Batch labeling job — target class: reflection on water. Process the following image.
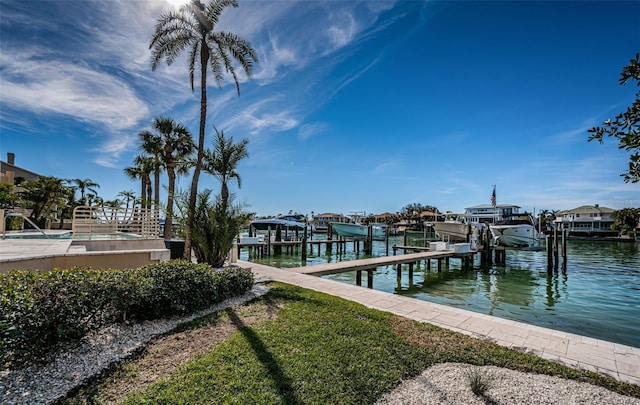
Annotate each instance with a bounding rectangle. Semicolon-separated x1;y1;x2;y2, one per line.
242;236;640;347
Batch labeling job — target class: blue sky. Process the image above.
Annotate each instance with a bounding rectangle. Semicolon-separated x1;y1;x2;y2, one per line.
1;0;639;217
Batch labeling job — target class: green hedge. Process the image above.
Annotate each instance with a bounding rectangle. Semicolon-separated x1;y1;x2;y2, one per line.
0;261;254;369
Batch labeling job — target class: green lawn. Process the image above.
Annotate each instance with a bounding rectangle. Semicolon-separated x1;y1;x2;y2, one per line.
112;283;639;403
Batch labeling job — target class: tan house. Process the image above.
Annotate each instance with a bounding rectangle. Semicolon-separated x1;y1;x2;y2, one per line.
1;152;41;185
553;204;616;236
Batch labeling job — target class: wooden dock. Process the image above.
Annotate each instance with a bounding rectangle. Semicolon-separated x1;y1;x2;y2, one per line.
286;250;476;288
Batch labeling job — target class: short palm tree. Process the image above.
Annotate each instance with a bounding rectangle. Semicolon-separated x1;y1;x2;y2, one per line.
117;190;137;222
124;155;154;209
203;127;248;206
138;131;164;209
139;117;195;239
150;0;258;259
72;178;100;206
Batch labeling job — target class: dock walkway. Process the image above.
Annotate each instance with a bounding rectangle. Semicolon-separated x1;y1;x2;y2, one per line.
287;250;467;276
239;259;640;386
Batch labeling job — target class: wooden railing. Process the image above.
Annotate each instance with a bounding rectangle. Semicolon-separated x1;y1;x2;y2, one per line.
72;206;160;238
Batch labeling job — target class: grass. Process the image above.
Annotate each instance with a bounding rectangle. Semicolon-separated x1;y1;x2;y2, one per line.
466;366;494;396
66;282;640;404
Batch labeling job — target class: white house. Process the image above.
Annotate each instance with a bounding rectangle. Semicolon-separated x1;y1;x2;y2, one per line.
553;204;615;234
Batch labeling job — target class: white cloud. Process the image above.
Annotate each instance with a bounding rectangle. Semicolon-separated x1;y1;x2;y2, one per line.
0;53;149;130
298;122;327;140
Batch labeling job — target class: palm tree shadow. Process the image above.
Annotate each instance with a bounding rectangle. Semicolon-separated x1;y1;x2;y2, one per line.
225;307;301;404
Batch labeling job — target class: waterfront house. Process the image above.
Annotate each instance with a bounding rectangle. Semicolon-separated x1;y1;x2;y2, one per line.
553;205;616;237
464;203;522;224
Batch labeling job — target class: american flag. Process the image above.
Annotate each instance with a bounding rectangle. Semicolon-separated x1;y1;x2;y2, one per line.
490;186;496;208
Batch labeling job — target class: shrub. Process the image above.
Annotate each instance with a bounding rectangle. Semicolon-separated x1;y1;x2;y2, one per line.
0;261;253;369
465;366;494;396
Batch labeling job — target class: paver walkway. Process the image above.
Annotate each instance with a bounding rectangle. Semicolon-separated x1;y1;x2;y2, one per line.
240;260;640;386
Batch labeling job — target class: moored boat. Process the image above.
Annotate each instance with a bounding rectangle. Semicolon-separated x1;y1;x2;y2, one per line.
330;222;387;240
250;215;307;231
490;213;539;247
433;214;470;242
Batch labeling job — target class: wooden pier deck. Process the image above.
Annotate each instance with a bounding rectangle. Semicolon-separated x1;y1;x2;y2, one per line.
288;250;474;276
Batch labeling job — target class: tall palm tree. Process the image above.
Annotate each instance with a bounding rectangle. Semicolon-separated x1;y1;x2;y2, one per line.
72;178;100;206
124;155;154;209
140;117;195;239
203;127;248;206
138;130;164;209
150;0;258;259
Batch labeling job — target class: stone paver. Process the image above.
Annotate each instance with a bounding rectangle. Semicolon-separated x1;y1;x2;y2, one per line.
242;260;640;386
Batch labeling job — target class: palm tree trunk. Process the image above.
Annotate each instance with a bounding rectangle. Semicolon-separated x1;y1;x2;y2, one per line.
164;167;176;240
183;43;209;261
154;171;160;209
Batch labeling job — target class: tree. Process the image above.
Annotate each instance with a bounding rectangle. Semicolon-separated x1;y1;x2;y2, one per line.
203;127;248;206
150;0;258;259
117;190;137;222
611;208;640;236
139;117;196;239
0;183;18;209
588;53;640;183
124;155;154;209
18;176;69;228
190;189;246;267
71;178;100;206
138;128;164;209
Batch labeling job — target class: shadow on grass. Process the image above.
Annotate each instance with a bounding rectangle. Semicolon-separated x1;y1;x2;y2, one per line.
225;307;302;405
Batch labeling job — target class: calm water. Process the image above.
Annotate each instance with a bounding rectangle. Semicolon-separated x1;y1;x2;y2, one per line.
241;236;640;347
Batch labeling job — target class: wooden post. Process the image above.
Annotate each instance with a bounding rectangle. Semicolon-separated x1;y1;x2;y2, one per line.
396;263;402;279
546;234;553;274
403;231;408;247
327;224;333;254
367;269;374;289
484;227;492;266
301;229;307;261
562;228;567;271
274;226;282;255
408;262;414;279
385;228;390;256
553;227;559;271
427;258;431;271
437;258;442;272
267;229;272;257
365;225;373;255
356;270;362;286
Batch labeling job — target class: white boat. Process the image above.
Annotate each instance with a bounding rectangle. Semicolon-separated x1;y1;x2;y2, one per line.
433;214;470;242
490;213;540;247
250;215;307;231
330;222;387;240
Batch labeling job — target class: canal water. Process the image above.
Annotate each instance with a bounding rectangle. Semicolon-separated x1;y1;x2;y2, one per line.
240;236;640;348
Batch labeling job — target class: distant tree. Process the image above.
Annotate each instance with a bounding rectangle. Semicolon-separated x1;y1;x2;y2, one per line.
117;190;137;221
588;53;640;183
203;127;249;206
138;128;165;209
124;155;154;209
611;208;640;235
71;178;100;206
150;0;258;260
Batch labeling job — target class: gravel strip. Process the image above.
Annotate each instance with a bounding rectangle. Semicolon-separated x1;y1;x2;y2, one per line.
376;362;640;405
0;285;270;405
